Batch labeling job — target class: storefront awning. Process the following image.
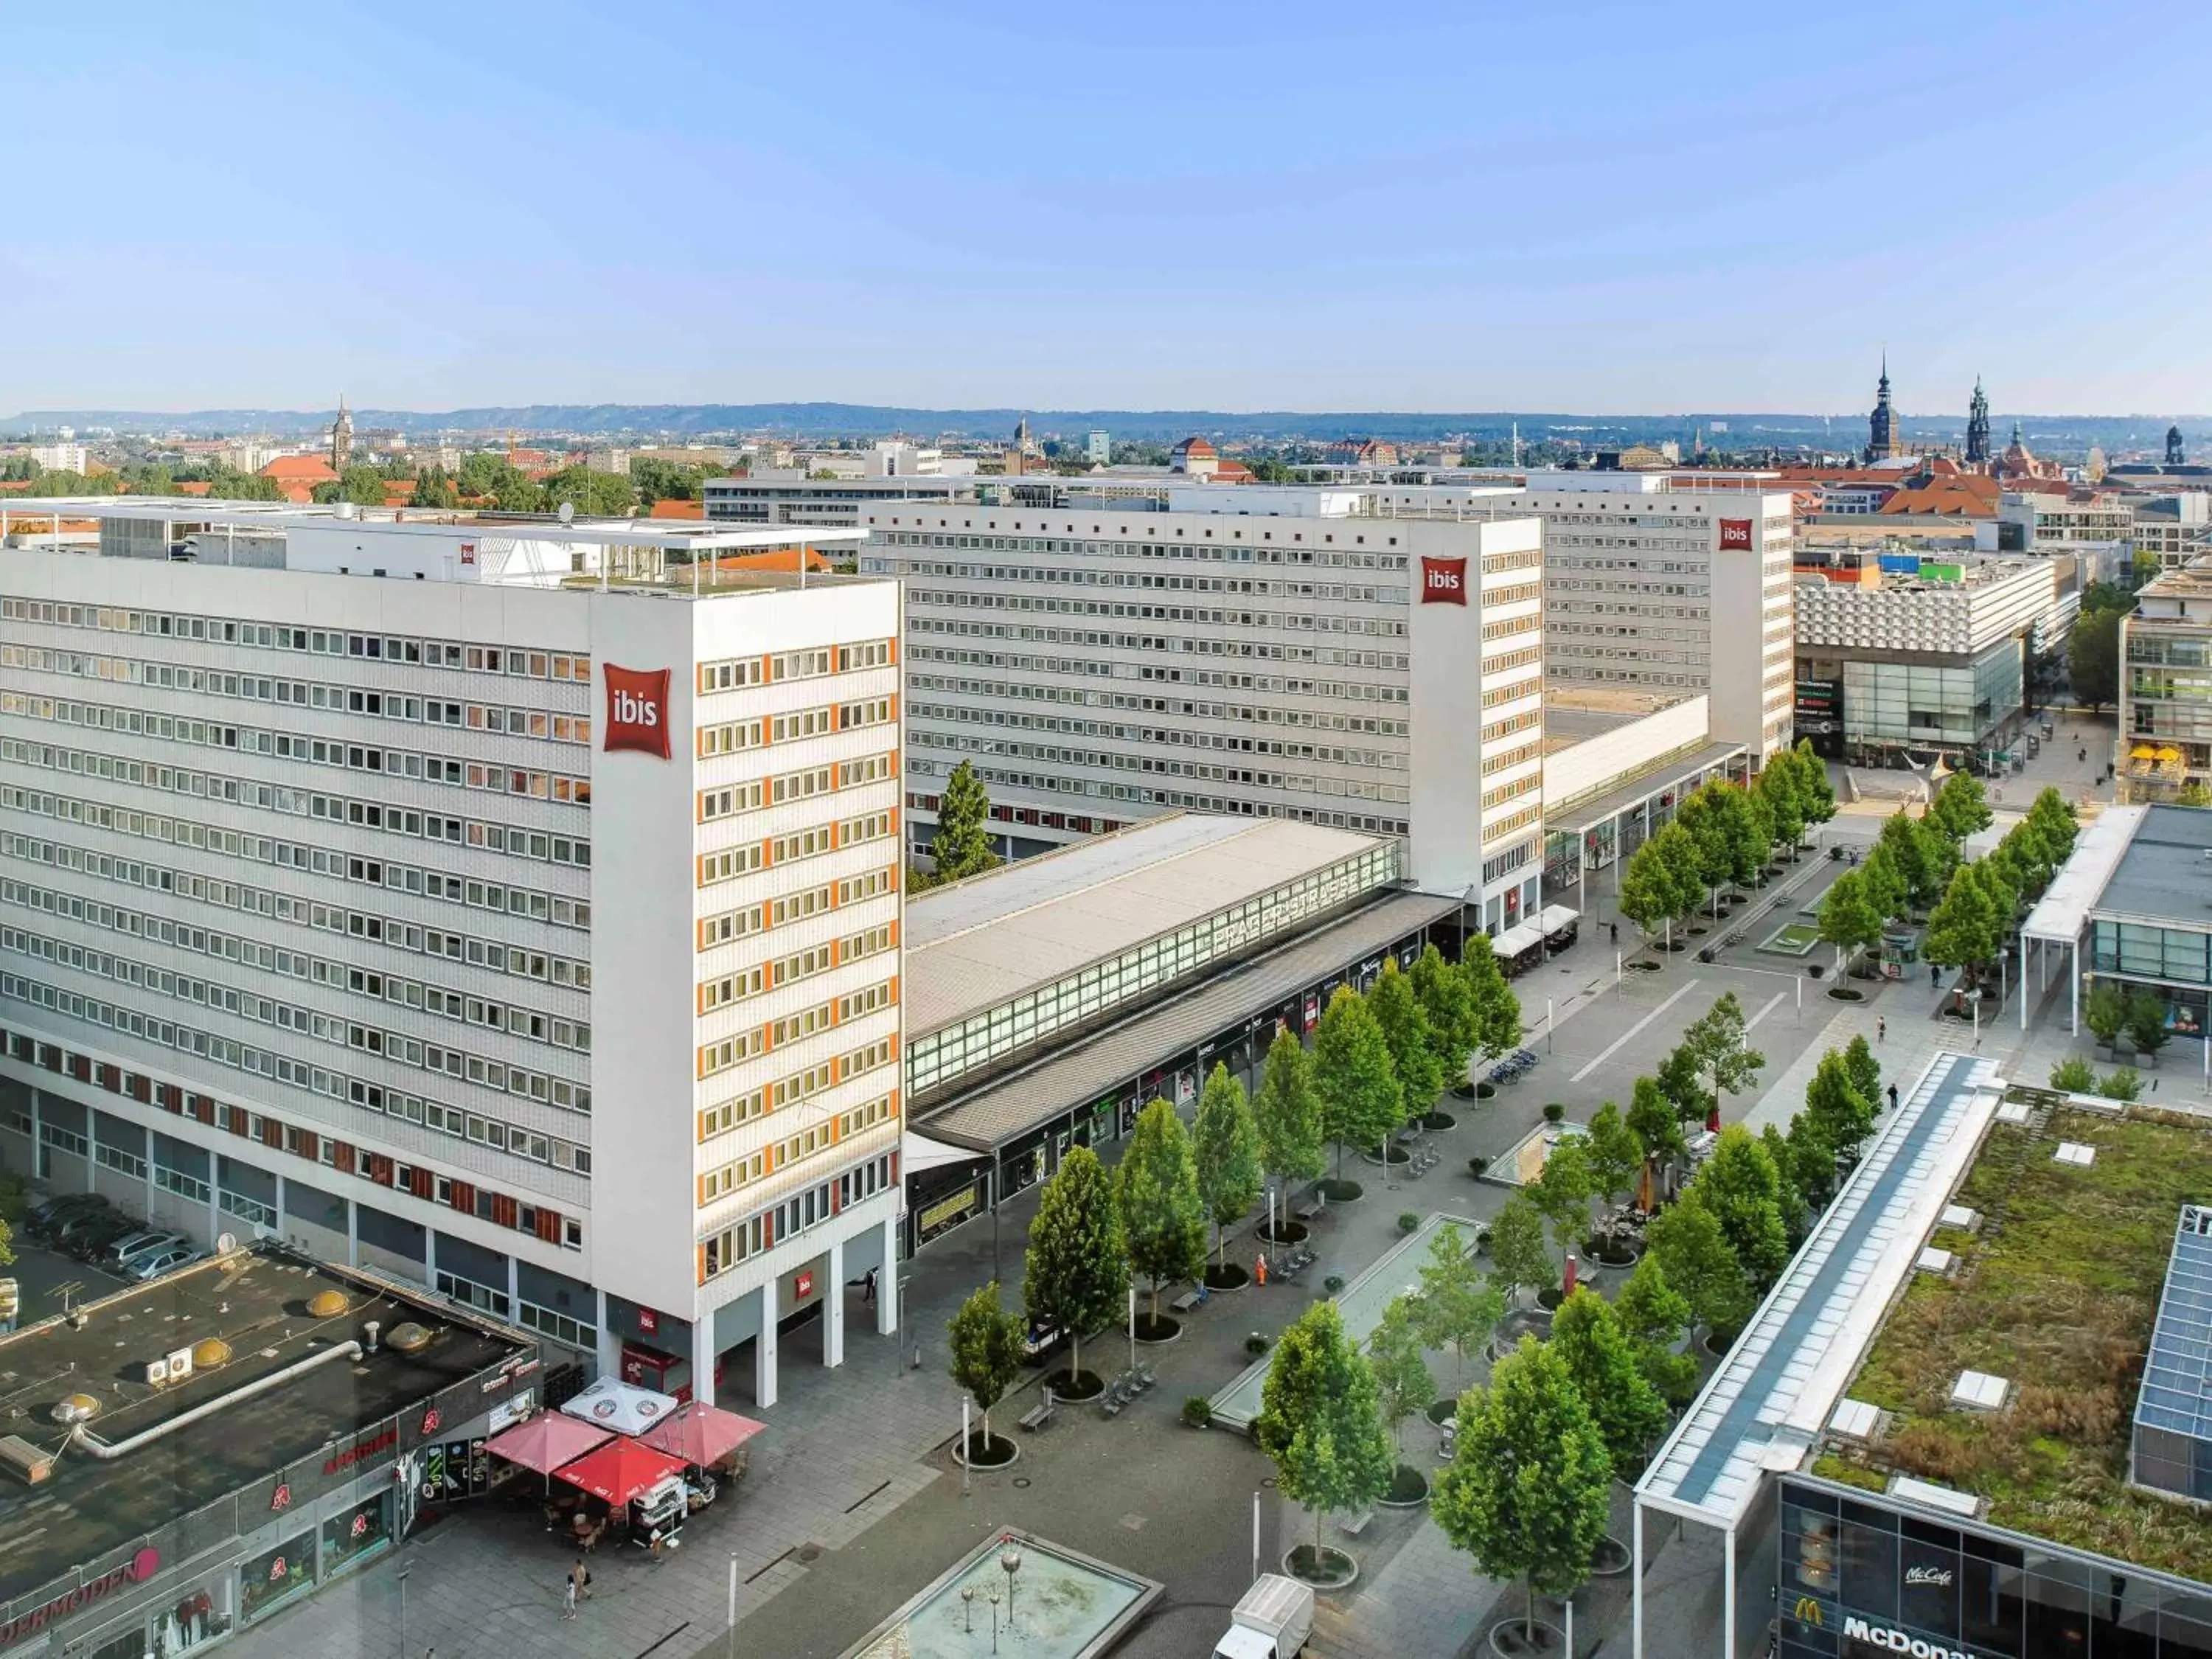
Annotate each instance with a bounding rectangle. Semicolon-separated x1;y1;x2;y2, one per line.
485;1413;614;1475
901;1131;984;1175
639;1401;766;1467
560;1376;679;1438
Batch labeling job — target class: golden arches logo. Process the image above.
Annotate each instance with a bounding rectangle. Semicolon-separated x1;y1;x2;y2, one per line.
1792;1596;1825;1627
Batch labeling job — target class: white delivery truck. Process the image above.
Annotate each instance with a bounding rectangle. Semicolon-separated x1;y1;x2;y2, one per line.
1213;1573;1315;1659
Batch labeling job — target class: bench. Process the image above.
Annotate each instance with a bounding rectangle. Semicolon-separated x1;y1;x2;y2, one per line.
1338;1511;1374;1538
1019;1394;1057;1433
1169;1289;1204;1315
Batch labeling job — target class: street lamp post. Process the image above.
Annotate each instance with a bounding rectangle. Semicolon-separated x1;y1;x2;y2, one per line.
397;1565;409;1659
1001;1541;1023;1626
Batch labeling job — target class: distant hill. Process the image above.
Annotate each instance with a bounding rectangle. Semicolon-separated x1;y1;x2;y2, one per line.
3;402;2202;453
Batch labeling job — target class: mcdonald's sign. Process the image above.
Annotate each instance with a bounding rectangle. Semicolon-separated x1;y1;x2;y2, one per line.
1793;1596;1825;1628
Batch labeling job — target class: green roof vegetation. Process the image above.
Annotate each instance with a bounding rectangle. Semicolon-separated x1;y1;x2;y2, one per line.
1827;1107;2212;1582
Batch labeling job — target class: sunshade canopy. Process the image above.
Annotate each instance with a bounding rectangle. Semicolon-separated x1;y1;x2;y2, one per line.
560;1375;679;1437
484;1413;614;1475
639;1400;767;1466
554;1439;689;1505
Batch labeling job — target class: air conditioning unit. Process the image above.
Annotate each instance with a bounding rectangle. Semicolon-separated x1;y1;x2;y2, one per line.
143;1357;170;1386
167;1346;194;1382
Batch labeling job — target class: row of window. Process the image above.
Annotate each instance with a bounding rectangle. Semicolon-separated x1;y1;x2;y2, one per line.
697;750;898;821
910;614;1413;674
907;699;1409;755
1;597;596;684
698;864;895;951
2;746;599;889
905;672;1411;736
2;830;591;998
698;922;897;1015
698;1034;898;1141
3;877;588;1057
695;639;896;695
694;807;899;890
698;1090;898;1206
697;977;899;1078
888;560;1410;603
910;728;1409;785
697;1151;897;1284
3;925;588;1113
0;650;593;747
905;588;1413;638
911;644;1411;703
1;989;588;1235
697;694;897;758
873;526;1409;564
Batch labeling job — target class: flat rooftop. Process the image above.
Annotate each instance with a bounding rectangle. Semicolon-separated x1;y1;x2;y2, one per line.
0;1246;529;1605
905;815;1388;1036
1543;686;1691;745
1819;1101;2212;1582
2097;803;2212;924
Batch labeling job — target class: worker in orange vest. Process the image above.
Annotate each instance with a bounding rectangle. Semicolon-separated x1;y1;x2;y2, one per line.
1255;1252;1267;1287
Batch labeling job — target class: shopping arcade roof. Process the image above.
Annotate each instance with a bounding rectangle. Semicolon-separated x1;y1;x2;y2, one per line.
2021;804;2144;945
1635;1051;2002;1532
2138;1206;2212;1445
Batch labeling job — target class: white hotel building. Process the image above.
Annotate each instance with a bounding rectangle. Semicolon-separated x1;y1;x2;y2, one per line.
0;502;903;1409
849;490;1551;931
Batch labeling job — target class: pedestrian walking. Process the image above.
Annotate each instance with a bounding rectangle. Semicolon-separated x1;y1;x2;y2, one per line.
1930;964;1941;989
1610;921;1619;946
1877;1017;1886;1044
1255;1252;1267;1287
562;1576;577;1621
572;1557;592;1602
863;1267;877;1307
1887;1083;1899;1112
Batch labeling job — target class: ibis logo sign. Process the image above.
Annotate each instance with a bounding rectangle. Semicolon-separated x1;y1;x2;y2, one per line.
1719;518;1754;550
1421;556;1469;605
604;665;672;759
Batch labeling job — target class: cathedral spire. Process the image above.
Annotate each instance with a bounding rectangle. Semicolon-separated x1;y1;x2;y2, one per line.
1965;375;1991;467
1865;355;1899;462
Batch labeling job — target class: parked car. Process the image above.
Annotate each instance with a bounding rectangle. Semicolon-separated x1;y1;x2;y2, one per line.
128;1246;204;1281
26;1192;108;1240
103;1231;188;1270
64;1214;142;1262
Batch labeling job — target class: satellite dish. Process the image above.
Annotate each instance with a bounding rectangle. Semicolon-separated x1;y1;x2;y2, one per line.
215;1232;238;1254
558;501;575;525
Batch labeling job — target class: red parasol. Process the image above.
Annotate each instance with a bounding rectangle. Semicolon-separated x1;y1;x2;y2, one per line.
485;1414;614;1476
553;1439;688;1506
639;1401;767;1467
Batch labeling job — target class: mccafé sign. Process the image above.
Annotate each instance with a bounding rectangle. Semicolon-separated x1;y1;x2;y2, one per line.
1421;556;1468;605
0;1548;160;1649
1842;1615;1983;1659
604;664;672;759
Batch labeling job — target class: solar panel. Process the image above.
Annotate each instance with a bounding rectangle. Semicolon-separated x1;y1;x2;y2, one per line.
2135;1207;2212;1442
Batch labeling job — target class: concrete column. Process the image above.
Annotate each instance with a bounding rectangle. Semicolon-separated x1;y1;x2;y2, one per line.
877;1213;900;1337
1630;1501;1644;1659
274;1173;287;1239
506;1253;519;1318
823;1239;845;1369
755;1280;779;1410
423;1228;439;1292
207;1171;220;1248
26;1088;38;1183
1723;1520;1737;1659
690;1318;717;1408
595;1288;621;1380
346;1200;359;1268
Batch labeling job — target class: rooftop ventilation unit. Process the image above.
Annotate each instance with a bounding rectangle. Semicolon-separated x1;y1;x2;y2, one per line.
1951;1369;2011;1411
0;1436;55;1486
1940;1204;1982;1232
2054;1142;2097;1167
1829;1399;1884;1442
1916;1246;1955;1276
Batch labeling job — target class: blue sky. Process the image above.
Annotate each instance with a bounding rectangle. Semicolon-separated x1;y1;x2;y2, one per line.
4;0;2208;414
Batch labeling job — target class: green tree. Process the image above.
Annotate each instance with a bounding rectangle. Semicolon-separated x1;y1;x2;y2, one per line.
1627;1074;1686;1175
542;465;639;517
1531;1136;1595;1268
1416;1222;1504;1380
1645;1194;1753;1341
1411;942;1478;1091
947;1281;1029;1447
1192;1063;1263;1272
2101;1065;2144;1102
1802;1048;1877;1171
1928;773;1994;845
1252;1026;1325;1212
1923;860;2002;990
1022;1147;1127;1386
1709;779;1770;891
1551;1287;1672;1471
1613;1253;1697;1405
2067;605;2122;712
1671;783;1735;915
1655;1040;1714;1131
1620;821;1703;950
1433;1336;1613;1641
1367;1294;1436;1462
1312;986;1400;1181
1582;1100;1641;1209
2126;992;2173;1065
320;464;389;507
1818;869;1884;978
1857;841;1907;922
1756;750;1807;855
1681;991;1765;1117
1486;1193;1553;1308
1460;935;1523;1063
1761;1122;1815;1237
1367;957;1443;1133
1877;810;1945;914
1692;1126;1791;1287
408;465;459;508
1843;1034;1882;1113
2049;1054;2098;1093
1254;1302;1395;1557
1115;1100;1206;1321
1791;741;1838;830
928;760;1001;883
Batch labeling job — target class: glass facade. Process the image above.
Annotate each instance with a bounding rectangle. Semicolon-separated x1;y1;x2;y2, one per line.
906;842;1400;1099
1779;1478;2212;1659
1841;642;2023;751
2088;921;2212;1036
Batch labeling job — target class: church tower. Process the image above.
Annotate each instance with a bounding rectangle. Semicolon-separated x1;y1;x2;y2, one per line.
2170;425;2187;467
1964;377;1991;466
330;394;354;473
1865;356;1899;462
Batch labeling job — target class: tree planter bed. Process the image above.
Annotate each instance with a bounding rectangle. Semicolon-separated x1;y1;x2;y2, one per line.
1283;1545;1359;1590
952;1431;1020;1470
1591;1534;1632;1576
1581;1240;1639;1270
1133;1312;1183;1345
1046;1368;1105;1402
1318;1178;1366;1203
1453;1082;1479;1101
1826;986;1865;1002
1422;1110;1458;1131
1360;1144;1413;1166
1489;1618;1567;1658
1380;1463;1430;1508
1204;1263;1252;1291
1256;1220;1310;1245
1426;1397;1459;1426
1475;1082;1498;1099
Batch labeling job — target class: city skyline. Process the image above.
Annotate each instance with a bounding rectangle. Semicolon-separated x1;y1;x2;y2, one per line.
5;0;2209;412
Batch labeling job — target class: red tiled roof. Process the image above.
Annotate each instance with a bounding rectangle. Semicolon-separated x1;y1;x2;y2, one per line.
260;455;338;483
650;498;706;520
706;547;831;574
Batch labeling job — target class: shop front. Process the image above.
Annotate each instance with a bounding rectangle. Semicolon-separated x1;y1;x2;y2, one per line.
1777;1476;2212;1659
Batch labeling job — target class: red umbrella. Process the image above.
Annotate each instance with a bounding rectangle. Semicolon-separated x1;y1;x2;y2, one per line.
639;1402;767;1467
486;1414;614;1476
554;1439;688;1506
